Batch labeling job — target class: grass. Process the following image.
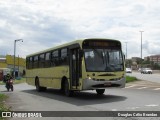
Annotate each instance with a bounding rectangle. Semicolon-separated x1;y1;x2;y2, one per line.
13;78;26;84
126;76;137;83
0;94;10;119
0;94;9;111
0;78;26;85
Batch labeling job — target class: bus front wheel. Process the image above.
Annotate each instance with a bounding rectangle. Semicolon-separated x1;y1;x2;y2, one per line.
96;89;105;95
64;80;73;97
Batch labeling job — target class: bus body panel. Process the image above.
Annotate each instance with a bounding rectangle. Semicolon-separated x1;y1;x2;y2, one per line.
26;66;69;89
26;38;125;93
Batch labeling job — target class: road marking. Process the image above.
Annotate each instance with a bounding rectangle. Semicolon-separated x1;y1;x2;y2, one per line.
125;85;160;90
153;88;160;90
126;107;140;110
111;109;117;111
145;104;159;107
137;87;147;89
125;85;136;88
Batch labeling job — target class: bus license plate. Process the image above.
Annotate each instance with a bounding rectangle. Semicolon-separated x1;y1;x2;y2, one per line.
104;82;111;86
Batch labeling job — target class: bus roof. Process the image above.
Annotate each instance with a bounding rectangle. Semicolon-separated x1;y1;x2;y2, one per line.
26;38;120;57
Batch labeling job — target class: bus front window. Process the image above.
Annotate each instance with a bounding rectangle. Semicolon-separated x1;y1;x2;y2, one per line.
84;49;123;72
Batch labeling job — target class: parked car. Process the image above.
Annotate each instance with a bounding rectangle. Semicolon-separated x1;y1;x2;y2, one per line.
141;68;152;74
126;68;132;73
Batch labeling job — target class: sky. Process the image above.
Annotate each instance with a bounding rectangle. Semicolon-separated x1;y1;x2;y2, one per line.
0;0;160;59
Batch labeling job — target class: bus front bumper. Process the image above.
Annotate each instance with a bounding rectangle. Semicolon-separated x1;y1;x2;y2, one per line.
82;77;126;90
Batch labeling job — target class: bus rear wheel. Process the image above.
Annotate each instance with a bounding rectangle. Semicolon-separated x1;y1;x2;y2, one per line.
96;89;105;95
64;80;73;97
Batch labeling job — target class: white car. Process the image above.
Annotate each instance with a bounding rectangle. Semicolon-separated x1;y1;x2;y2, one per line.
126;68;132;73
141;68;152;74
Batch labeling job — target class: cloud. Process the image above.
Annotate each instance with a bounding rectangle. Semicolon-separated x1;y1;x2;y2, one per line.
0;0;160;58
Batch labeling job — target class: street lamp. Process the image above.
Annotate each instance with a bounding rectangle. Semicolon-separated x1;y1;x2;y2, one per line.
140;31;144;68
14;39;23;79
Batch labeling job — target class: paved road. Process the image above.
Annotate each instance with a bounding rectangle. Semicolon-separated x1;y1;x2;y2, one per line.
127;72;160;83
1;83;160;120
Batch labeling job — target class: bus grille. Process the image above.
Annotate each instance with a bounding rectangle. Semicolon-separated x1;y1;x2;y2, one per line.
92;84;120;88
109;78;121;81
93;78;121;81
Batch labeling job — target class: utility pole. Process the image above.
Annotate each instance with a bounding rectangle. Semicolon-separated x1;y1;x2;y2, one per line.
125;42;128;60
14;39;23;79
140;31;144;69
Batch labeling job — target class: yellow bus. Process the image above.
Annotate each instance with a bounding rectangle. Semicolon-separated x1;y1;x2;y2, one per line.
26;38;125;96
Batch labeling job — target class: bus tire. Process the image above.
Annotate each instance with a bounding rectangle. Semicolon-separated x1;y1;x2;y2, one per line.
35;78;46;92
96;89;105;95
64;80;73;97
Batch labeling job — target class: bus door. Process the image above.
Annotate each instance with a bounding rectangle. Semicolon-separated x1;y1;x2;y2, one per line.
69;47;82;89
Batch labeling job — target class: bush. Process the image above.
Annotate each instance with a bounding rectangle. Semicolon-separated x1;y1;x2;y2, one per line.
126;76;137;83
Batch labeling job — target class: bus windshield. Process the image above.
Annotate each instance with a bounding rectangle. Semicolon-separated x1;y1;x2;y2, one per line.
84;48;124;72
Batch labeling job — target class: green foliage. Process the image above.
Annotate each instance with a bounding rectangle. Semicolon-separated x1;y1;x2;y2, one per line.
125;59;132;67
153;63;160;70
0;94;7;102
0;94;10;119
142;60;150;64
13;78;26;84
126;76;137;83
0;78;26;85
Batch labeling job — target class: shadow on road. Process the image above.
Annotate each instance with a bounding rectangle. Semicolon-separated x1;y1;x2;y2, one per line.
22;88;127;106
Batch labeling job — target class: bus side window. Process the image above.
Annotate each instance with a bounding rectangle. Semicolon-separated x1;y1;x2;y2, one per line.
60;48;68;65
29;57;33;69
33;55;39;68
45;52;51;68
51;50;58;66
26;57;30;69
39;54;45;68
